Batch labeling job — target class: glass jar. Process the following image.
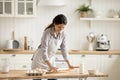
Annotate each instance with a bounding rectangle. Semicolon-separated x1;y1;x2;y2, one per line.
0;58;10;73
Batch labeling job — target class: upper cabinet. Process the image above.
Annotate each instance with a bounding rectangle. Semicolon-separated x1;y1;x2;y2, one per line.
0;0;14;17
0;0;36;17
15;0;36;17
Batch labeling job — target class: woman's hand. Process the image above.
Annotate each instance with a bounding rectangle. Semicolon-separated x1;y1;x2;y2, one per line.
68;65;79;69
50;66;58;72
66;60;79;69
46;60;58;72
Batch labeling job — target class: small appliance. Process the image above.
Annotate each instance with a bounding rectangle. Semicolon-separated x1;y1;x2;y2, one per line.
96;34;110;51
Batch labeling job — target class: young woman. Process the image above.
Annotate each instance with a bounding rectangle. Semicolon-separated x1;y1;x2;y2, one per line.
31;14;79;80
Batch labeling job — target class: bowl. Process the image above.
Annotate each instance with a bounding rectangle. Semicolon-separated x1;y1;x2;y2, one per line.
88;70;96;75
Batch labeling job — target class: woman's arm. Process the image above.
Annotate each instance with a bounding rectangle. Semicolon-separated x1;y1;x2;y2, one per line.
60;33;69;61
40;30;50;61
41;30;58;71
60;33;79;69
65;60;79;69
46;60;58;72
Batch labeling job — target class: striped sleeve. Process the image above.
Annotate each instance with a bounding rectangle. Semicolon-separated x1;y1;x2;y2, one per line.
60;33;69;61
40;30;50;61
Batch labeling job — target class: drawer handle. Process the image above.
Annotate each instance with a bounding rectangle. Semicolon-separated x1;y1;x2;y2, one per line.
108;55;112;58
22;65;27;68
11;54;16;57
81;55;86;57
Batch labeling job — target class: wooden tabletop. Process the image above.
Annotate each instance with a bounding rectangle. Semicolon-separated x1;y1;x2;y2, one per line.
0;70;108;79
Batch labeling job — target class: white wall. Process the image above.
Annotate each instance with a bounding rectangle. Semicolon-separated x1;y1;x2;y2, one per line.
0;0;120;50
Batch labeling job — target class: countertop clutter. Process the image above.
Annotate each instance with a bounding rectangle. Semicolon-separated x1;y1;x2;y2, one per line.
0;49;120;55
0;70;108;79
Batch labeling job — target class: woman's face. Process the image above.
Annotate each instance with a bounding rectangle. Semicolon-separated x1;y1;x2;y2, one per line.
54;24;65;33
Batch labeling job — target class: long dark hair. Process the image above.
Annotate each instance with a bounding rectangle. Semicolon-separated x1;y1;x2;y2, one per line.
45;14;67;30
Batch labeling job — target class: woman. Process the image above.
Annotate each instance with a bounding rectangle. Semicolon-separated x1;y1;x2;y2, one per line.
31;14;78;80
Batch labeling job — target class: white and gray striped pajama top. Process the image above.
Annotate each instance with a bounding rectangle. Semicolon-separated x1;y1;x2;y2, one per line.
31;27;69;70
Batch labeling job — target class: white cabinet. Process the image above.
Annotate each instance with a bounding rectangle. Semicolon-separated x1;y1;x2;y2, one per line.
56;54;120;80
10;54;32;70
0;54;33;70
15;0;36;17
70;55;101;80
0;0;36;17
101;55;120;80
0;54;120;80
55;54;101;80
0;0;14;17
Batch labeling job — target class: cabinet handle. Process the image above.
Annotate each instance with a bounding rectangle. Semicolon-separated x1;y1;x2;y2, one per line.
11;54;16;57
22;65;27;68
108;55;112;58
55;57;58;60
55;60;65;62
81;55;86;57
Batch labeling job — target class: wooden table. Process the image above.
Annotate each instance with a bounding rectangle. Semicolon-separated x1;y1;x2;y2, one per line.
0;70;108;80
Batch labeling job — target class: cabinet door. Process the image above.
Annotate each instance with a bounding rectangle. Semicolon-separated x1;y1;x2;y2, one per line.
10;54;32;70
68;55;101;80
101;55;120;80
15;0;36;17
0;54;32;70
0;54;14;70
55;55;71;80
0;0;14;17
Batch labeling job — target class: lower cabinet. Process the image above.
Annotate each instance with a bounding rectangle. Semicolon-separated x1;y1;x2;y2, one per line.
0;54;33;80
100;55;120;80
55;54;120;80
69;55;101;80
0;54;120;80
0;54;32;70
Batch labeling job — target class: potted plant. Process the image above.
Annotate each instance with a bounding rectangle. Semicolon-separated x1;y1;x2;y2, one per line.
76;4;93;17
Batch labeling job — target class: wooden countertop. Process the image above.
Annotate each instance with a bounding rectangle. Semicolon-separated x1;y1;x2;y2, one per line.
0;70;108;79
68;50;120;55
0;49;120;55
0;49;34;54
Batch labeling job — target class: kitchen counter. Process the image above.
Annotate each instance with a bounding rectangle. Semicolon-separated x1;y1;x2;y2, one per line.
0;49;34;54
68;50;120;55
0;49;120;55
0;70;108;79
